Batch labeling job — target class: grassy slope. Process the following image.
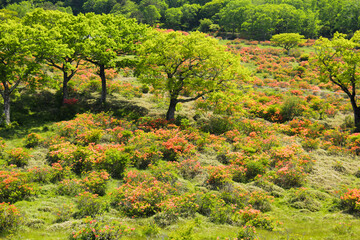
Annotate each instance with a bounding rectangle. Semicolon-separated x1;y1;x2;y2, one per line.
1;41;360;240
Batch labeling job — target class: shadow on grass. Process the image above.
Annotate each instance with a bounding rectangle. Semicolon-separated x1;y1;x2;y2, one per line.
0;90;149;139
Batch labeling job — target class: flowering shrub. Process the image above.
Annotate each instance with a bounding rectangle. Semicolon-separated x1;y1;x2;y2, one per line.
341;188;360;212
249;191;273;212
6;148;31;167
0;169;36;203
0;202;21;233
206;165;233;189
63;98;78;105
47;142;78;166
161;135;196;161
50;162;72;182
273;163;307;188
110;172;177;217
76;192;108;218
27;166;53;183
238;207;275;230
69;217;135;240
158;193;199;219
237;225;256;240
24;133;43;148
178;158;203;179
82;170;110;196
138;117;174;131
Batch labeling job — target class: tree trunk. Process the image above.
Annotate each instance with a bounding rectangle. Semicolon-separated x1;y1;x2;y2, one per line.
166;98;178;121
350;96;360;132
3;92;11;126
99;64;107;105
62;72;70;105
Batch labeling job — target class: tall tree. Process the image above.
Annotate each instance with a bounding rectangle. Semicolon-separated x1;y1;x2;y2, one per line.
314;31;360;131
0;20;41;125
82;13;147;104
137;30;245;120
23;9;89;104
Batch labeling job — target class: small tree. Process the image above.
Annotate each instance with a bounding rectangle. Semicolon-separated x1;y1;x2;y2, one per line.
82;13;147;105
0;20;41;126
314;31;360;132
271;33;305;55
137;30;245;120
23;9;89;104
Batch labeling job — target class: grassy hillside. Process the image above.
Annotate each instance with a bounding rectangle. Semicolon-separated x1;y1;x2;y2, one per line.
1;39;360;240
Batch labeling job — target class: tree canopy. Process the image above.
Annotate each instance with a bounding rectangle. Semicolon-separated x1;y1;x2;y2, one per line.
271;33;305;55
0;19;42;125
137;30;246;120
314;31;360;131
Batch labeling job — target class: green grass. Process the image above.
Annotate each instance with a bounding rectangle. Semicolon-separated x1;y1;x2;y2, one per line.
1;43;360;240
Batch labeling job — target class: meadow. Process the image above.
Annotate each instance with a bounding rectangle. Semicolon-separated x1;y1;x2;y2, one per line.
1;39;360;240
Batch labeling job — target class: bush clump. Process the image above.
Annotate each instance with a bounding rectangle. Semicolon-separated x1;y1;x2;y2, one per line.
76;192;108;218
6;148;31;167
0;202;21;233
70;217;135;240
24;133;43;148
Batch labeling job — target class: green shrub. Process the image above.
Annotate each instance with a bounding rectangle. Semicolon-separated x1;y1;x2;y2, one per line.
142;221;160;237
280;96;304;122
245;161;266;181
102;148;130;179
76;192;108;218
27;166;53;183
200;116;233;135
53;203;74;223
0;137;6;158
57;179;84;196
169;223;196;240
0;202;21;233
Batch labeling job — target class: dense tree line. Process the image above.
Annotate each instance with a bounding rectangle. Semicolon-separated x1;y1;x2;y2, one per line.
1;0;359;39
0;9;147;126
0;8;244;126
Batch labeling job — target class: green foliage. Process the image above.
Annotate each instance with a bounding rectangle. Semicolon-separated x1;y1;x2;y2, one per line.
271;33;306;54
137;30;246;120
76;191;108;218
24;133;43;148
0;169;36;203
53;203;75;223
69;217;135;239
314;31;360;131
237;225;256;240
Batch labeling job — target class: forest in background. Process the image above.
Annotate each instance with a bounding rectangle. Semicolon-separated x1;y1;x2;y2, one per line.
1;0;360;39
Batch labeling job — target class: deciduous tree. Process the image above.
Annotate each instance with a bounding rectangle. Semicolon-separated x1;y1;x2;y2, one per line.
271;33;305;55
82;13;147;104
0;20;41;125
137;30;246;120
314;31;360;131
